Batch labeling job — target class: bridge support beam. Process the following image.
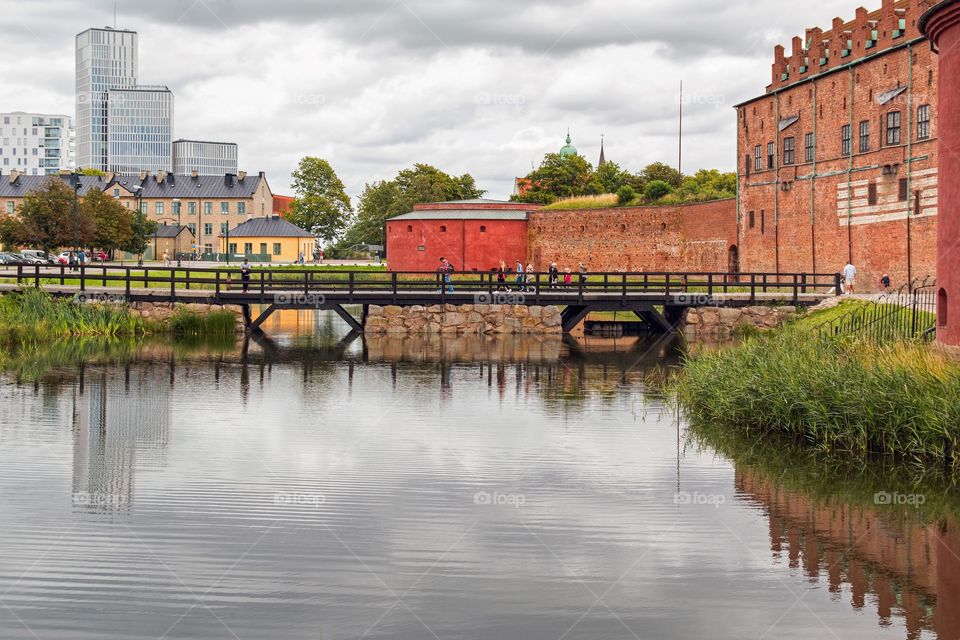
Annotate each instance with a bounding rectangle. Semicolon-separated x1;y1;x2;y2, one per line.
633;306;676;334
561;305;591;333
244;304;278;335
331;304;364;333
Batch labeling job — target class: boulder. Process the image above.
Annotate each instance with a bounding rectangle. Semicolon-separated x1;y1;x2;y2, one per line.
384;305;403;317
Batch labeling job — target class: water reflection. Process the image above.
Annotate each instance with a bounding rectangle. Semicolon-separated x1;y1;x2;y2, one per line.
1;311;958;639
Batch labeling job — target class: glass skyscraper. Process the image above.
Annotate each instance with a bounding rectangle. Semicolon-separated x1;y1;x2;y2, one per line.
107;87;174;174
75;27;138;171
172;140;238;176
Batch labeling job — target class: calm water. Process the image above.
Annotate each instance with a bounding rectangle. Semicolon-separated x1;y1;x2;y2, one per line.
0;311;958;640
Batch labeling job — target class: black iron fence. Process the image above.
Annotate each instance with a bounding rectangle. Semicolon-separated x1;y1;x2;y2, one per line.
816;277;938;342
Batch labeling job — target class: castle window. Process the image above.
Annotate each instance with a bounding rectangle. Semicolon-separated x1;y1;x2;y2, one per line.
841;124;852;156
439;225;447;232
783;137;795;165
407;225;413;232
804;133;814;162
767;142;775;170
867;182;878;206
479;225;486;233
859;121;870;153
899;179;909;202
749;211;755;229
760;210;765;235
754;145;762;172
886;111;902;145
917;105;930;140
745;154;752;176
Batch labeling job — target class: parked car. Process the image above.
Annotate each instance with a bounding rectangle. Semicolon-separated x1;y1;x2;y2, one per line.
91;251;109;262
20;249;56;264
56;251;75;265
17;253;48;265
0;252;28;265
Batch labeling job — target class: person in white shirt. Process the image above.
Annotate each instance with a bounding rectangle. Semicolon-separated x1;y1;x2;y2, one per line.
843;262;857;295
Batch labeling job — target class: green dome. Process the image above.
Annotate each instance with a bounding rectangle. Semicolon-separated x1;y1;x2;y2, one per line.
559;130;577;158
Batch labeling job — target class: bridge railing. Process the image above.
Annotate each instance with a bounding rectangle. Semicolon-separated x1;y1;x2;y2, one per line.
0;264;842;304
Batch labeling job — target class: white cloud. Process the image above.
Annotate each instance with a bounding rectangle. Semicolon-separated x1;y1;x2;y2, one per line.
0;0;861;200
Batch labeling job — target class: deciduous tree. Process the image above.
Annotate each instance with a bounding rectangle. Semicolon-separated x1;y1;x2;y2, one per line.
287;157;353;244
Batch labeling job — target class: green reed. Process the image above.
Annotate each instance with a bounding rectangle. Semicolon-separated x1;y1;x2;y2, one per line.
675;328;960;468
0;289;147;343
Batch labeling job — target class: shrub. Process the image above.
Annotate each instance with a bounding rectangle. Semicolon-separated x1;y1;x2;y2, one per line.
616;185;636;206
643;180;672;201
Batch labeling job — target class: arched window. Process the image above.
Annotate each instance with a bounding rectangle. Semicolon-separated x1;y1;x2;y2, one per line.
939;288;949;328
479;225;486;233
440;225;447;233
579;225;585;233
407;225;413;232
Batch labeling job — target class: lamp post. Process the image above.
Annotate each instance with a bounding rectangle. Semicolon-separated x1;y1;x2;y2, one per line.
172;198;182;267
131;185;144;266
71;172;81;271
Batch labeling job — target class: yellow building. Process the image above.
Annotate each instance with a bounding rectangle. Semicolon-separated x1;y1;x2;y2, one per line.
220;216;316;262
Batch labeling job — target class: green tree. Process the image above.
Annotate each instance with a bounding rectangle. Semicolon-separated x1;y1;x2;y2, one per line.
641;162;683;188
586;161;632;195
662;169;736;204
338;164;485;247
616;184;637;206
643;179;673;202
513;153;593;204
81;188;134;256
0;215;25;251
17;178;95;253
78;168;107;177
287;157;353;244
122;208;157;259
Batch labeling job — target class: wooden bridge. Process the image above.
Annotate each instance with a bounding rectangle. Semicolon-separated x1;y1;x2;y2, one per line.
0;264;840;334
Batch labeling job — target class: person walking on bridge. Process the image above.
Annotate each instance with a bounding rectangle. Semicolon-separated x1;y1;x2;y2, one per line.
241;258;252;293
515;260;525;289
843;262;857;295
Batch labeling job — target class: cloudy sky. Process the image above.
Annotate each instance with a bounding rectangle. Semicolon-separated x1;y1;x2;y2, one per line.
2;0;862;200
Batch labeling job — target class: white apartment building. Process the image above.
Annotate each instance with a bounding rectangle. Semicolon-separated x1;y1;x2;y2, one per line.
172;140;238;176
75;27;138;171
107;86;174;174
0;112;74;175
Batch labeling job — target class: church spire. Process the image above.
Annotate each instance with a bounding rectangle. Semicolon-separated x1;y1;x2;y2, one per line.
598;134;606;168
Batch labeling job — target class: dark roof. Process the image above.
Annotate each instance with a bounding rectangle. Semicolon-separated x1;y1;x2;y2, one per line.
112;172;265;199
151;225;192;239
0;171;269;200
0;174;116;198
220;216;314;238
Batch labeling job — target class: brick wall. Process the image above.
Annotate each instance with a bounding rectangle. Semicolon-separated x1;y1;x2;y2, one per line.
528;199;738;272
386;218;528;272
737;0;940;291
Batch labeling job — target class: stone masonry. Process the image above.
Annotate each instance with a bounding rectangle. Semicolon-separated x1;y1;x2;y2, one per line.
684;305;798;340
364;304;562;334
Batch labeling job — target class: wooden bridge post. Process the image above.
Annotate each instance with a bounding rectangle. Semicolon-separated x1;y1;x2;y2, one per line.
59;264;64;286
125;267;131;298
792;274;799;306
80;264;86;292
215;271;221;298
34;264;40;288
750;274;756;302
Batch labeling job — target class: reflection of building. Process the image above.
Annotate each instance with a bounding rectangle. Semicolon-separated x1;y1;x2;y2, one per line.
737;468;960;639
72;369;171;510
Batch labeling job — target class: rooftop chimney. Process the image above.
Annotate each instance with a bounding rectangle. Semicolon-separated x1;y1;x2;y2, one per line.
8;170;19;184
238;170;247;181
225;173;235;188
191;170;199;179
138;171;148;182
157;171;167;184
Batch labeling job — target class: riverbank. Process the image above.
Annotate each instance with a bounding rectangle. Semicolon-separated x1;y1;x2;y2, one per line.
0;289;238;346
674;303;960;468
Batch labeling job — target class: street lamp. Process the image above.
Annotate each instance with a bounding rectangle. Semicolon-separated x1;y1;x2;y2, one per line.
172;198;182;267
71;172;81;271
131;185;144;266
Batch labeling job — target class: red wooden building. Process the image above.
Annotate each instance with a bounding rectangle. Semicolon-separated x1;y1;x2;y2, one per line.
385;199;538;272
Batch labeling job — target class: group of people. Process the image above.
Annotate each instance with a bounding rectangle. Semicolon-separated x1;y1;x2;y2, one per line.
495;260;588;292
841;262;894;295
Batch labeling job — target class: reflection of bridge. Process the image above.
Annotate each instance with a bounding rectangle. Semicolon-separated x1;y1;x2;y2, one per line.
0;265;838;334
737;468;960;639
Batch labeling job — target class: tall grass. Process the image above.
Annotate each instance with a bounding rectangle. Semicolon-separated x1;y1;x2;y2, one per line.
675;328;960;467
0;289;147;344
169;308;238;338
540;194;619;210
